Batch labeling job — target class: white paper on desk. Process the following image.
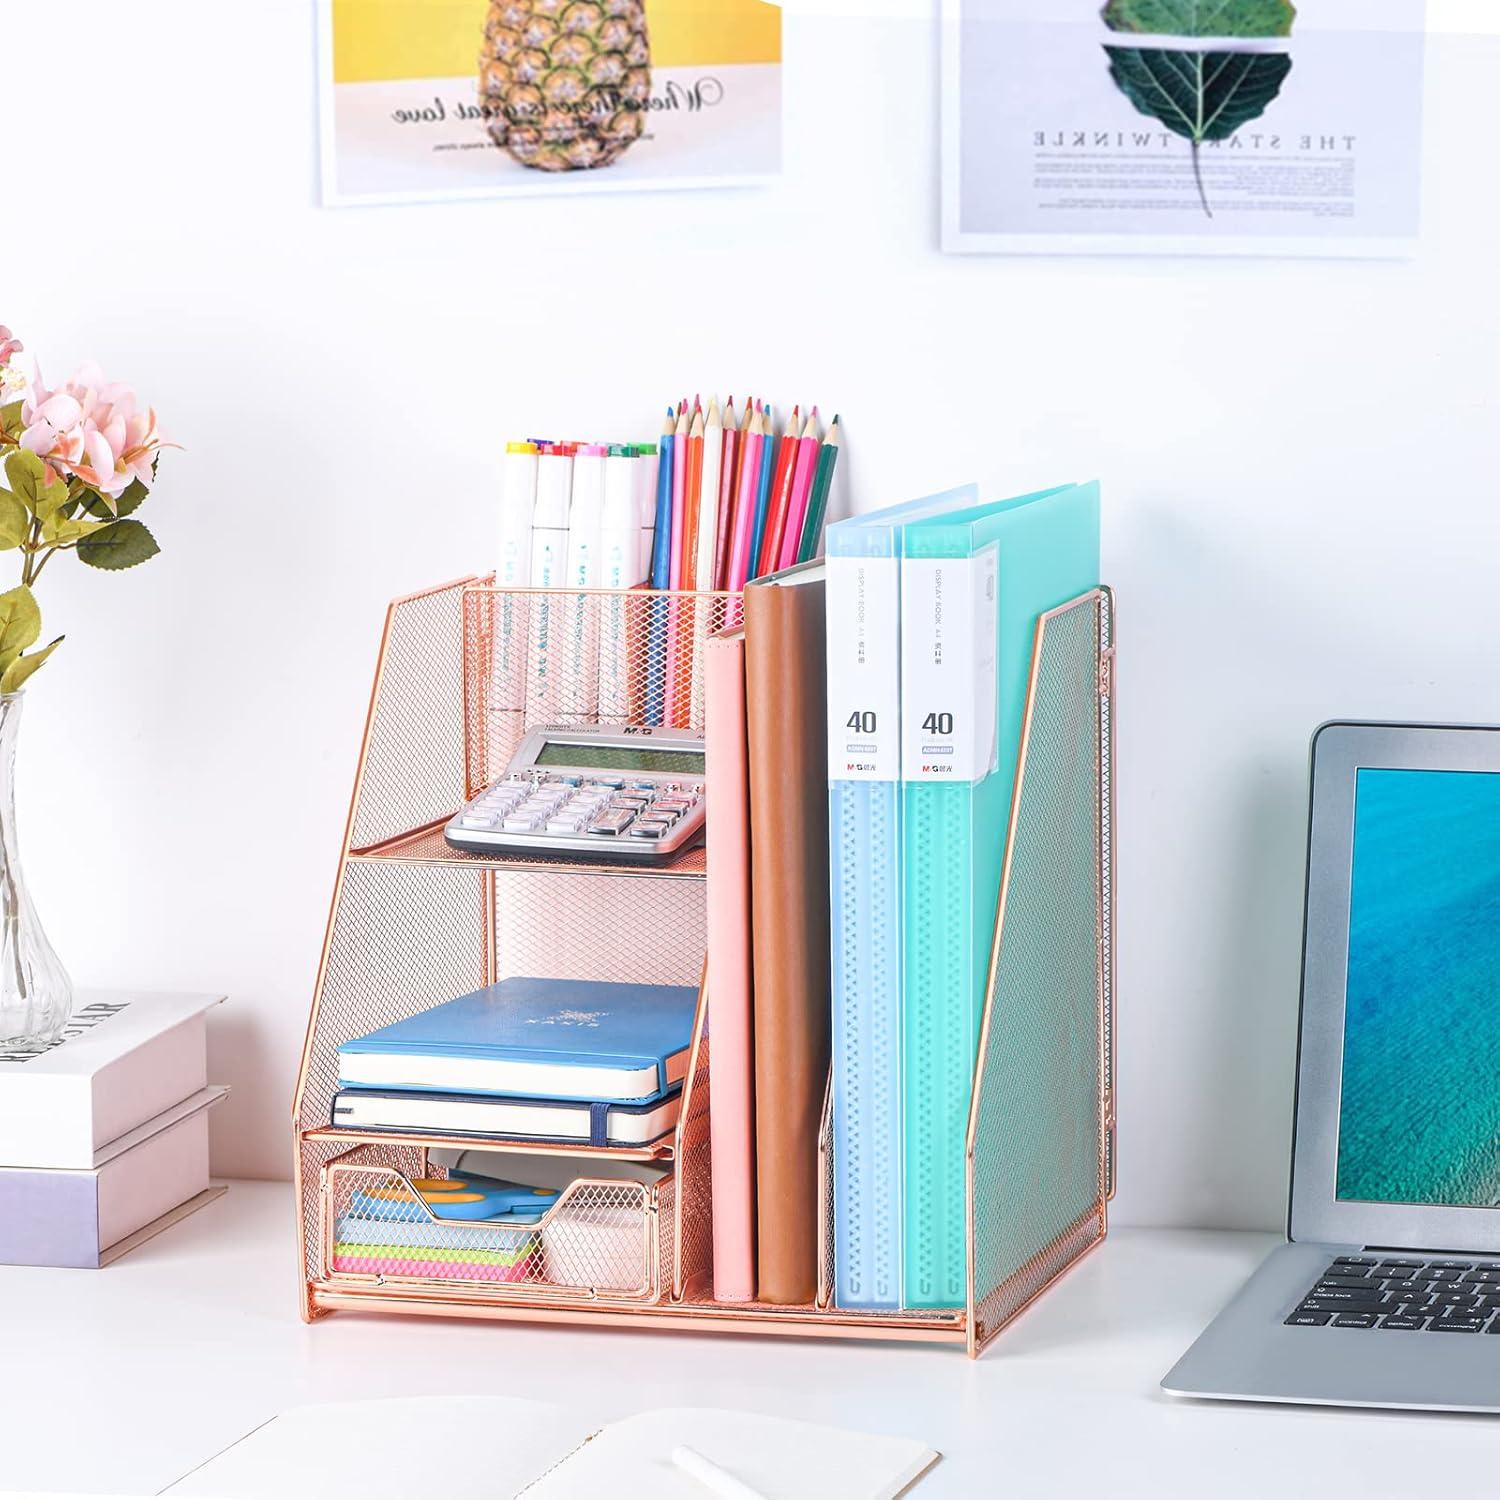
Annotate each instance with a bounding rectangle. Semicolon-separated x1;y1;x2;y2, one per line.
519;1407;939;1500
161;1395;583;1499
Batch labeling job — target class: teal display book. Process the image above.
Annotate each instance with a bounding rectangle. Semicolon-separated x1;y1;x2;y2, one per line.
898;482;1100;1308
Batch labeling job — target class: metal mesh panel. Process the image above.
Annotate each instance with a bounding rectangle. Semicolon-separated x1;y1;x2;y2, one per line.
672;1031;714;1301
968;593;1111;1353
323;1161;664;1301
466;587;734;791
352;581;472;850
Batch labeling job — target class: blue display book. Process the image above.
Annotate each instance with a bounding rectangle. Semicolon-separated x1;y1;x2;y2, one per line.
337;977;700;1104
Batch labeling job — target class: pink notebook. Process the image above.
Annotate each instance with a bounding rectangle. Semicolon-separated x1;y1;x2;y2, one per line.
705;625;756;1301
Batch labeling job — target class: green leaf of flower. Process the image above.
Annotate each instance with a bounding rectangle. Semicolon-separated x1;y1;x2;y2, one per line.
42;511;111;546
0;489;27;550
0;401;23;441
0;636;62;695
1101;0;1296;36
113;479;149;518
77;519;161;571
3;449;69;519
0;585;42;673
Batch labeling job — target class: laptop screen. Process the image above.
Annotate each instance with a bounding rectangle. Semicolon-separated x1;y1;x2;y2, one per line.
1337;767;1500;1208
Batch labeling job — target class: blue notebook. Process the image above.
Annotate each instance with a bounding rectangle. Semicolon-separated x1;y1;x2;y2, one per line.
824;485;977;1311
899;483;1100;1308
337;978;700;1103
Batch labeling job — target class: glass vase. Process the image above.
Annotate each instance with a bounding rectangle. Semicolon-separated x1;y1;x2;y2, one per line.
0;692;73;1047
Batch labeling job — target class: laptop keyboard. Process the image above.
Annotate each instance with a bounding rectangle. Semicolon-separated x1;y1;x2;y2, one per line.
1287;1256;1500;1333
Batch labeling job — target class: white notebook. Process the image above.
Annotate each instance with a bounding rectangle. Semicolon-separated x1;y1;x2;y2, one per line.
164;1396;938;1500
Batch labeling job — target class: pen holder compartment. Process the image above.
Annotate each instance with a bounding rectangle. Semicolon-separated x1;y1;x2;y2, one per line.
320;1150;675;1304
464;584;739;790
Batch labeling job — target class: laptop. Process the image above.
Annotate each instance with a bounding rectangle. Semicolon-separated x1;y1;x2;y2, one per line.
1164;722;1500;1412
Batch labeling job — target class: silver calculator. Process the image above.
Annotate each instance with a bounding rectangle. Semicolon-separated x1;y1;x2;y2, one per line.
443;725;706;864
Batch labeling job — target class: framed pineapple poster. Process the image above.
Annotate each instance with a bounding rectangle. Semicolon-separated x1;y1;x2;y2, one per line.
942;0;1427;257
318;0;782;205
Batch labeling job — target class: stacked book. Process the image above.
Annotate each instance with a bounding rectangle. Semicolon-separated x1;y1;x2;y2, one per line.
330;977;699;1281
705;482;1101;1310
0;991;226;1268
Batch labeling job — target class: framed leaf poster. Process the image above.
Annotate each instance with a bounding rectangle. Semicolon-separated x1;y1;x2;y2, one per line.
942;0;1426;256
318;0;781;206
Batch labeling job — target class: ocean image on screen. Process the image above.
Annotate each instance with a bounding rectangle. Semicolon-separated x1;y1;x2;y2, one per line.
1337;768;1500;1207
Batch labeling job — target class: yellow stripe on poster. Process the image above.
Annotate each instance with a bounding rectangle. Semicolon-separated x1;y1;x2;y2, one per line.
330;0;782;82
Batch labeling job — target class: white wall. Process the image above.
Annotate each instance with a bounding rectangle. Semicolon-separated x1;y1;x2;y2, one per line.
7;1;1499;1232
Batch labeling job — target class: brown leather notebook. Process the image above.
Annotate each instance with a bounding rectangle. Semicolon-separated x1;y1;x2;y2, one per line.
744;561;830;1306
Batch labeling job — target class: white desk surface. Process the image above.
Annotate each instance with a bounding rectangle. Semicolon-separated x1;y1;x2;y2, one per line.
2;1181;1496;1497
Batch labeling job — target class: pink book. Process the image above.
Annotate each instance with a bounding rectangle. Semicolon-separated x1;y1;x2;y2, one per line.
705;624;756;1301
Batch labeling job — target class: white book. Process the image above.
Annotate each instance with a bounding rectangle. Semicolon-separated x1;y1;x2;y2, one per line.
166;1397;939;1500
0;990;222;1168
330;1086;681;1146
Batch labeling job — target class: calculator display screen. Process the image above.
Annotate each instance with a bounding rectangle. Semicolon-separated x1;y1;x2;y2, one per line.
535;742;705;775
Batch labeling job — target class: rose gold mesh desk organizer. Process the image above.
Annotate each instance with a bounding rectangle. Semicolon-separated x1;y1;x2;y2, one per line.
293;580;1116;1356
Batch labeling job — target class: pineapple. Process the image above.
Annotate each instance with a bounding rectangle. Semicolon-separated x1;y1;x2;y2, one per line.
479;0;651;173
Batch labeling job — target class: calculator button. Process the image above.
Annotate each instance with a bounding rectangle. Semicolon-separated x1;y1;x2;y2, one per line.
460;815;498;829
629;821;671;839
503;815;543;831
547;817;586;833
589;811;636;835
588;778;624;789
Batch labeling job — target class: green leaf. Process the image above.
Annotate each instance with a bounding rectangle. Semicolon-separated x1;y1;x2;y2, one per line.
77;519;160;571
1102;0;1296;36
0;585;41;673
113;478;149;518
1102;48;1292;215
41;510;111;546
3;448;69;519
0;636;62;695
0;489;26;550
0;401;22;441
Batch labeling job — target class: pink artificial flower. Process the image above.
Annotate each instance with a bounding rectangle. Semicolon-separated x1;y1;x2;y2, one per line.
20;363;170;499
0;327;21;367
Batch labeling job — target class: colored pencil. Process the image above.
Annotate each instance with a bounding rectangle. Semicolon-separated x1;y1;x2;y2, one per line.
747;403;777;579
757;405;801;577
725;408;764;594
695;399;723;597
668;406;689;589
646;411;676;726
776;409;822;572
681;405;706;590
795;414;841;564
713;398;744;591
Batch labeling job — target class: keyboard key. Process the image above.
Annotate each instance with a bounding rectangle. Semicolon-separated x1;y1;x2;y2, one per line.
1428;1268;1465;1281
1431;1318;1488;1333
1384;1279;1435;1296
588;811;635;835
1382;1316;1428;1330
1301;1288;1388;1305
1332;1313;1379;1328
1333;1257;1379;1268
1319;1275;1380;1289
1285;1312;1333;1327
1429;1261;1475;1272
1464;1268;1500;1283
1301;1300;1387;1315
1375;1260;1423;1275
